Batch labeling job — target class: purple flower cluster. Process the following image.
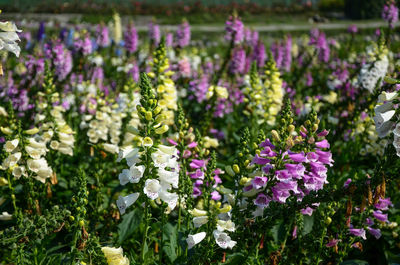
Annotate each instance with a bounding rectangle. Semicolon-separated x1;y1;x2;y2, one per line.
229;48;246;74
225;16;244;44
176;20;191;48
74;34;93;55
348;195;393;240
309;29;330;63
270;36;291;71
96;24;110;48
148;22;161;46
251;129;333;215
124;23;138;54
382;2;399;28
52;41;73;81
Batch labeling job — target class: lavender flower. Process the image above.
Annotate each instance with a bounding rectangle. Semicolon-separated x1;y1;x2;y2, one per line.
96;24;110;48
148;22;161;46
225;16;244;44
229;48;246;74
176;20;191;48
382;1;399;28
124;23;138;54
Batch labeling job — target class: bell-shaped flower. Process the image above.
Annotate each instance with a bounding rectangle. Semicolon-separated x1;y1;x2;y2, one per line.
189;208;207;217
378;91;398;103
27;158;48;173
116;193;139;215
376;120;395;138
213;230;237;249
158;168;179;188
186;232;206;249
119;169;133;185
103;143;119;154
159;188;178;210
4;139;18;153
0;21;22;57
217;220;235;232
3;152;21;169
193;216;209;228
157;144;178;157
144;179;161;200
349;227;366;240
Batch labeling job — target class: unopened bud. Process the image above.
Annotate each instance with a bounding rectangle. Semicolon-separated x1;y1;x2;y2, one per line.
155;125;169;134
145;111;152;121
271;130;280;141
232;164;240;174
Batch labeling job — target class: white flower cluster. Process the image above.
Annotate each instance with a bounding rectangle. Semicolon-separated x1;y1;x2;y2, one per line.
358;44;389;93
36;105;75;156
0;21;22;57
1;137;53;183
116;144;180;215
187;204;237;250
80;104;123;154
374;91;400;156
353;112;387;157
147;145;179;210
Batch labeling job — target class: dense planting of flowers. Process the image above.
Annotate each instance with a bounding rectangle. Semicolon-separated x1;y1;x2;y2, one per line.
1;7;400;264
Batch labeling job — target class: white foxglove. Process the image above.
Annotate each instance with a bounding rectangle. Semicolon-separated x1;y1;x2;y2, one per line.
193;216;209;228
144;179;161;200
213;230;237;249
186;232;206;249
117;193;139;215
4;139;18;153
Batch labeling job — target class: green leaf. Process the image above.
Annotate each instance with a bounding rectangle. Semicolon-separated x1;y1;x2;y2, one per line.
271;221;286;243
118;208;143;244
222;253;246;265
162;223;177;263
340;260;369;265
301;215;314;236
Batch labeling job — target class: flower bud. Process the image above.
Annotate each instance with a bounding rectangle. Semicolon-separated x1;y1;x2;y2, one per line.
239;177;250;186
142;137;153;147
288;124;295;133
1;127;12;135
219;204;232;213
232;164;240;174
153;106;162;115
25;127;40;135
225;165;235;176
145;111;153;121
155;125;169;134
271;130;280;141
155;114;166;124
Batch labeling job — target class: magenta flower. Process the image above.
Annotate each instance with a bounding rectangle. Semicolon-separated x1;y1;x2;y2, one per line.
343;178;352;188
289;152;306;163
225;16;244;44
252;154;271;165
254;193;271;208
367;227;382;239
373;210;388;223
374;197;393;211
252;176;268;189
300;207;314;216
315;139;330;149
190;159;206;169
211;191;221;201
382;2;399;28
326;239;340;247
349;228;366;240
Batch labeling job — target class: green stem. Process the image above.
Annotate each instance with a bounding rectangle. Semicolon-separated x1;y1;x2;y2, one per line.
141;201;149;262
160;205;166;263
315;227;327;264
